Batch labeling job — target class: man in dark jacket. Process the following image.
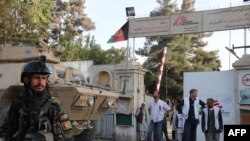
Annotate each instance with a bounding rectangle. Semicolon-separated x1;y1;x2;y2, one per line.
178;88;206;141
201;98;223;141
135;103;148;141
0;56;74;141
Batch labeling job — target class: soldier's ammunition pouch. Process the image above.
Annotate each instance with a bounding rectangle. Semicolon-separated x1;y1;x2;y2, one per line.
14;98;54;141
15;114;54;141
21;114;54;141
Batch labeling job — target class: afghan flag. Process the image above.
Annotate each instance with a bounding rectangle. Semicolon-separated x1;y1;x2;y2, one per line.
107;21;129;43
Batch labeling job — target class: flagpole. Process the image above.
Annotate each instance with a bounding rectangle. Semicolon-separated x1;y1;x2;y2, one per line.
122;7;135;94
127;38;130;59
133;37;135;60
122;20;130;95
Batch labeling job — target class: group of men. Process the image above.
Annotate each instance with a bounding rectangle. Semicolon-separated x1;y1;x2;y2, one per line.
0;57;224;141
135;89;223;141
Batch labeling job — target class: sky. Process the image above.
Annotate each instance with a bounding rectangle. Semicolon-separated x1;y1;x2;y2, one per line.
85;0;250;71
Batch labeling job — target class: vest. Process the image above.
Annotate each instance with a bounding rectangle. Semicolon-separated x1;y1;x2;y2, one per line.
203;107;220;130
4;96;74;141
14;98;54;141
182;97;200;119
136;108;144;123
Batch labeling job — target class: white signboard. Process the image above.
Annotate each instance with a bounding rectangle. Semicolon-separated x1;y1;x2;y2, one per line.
128;5;250;37
170;12;202;34
203;5;250;32
184;71;239;141
238;70;250;104
128;16;170;38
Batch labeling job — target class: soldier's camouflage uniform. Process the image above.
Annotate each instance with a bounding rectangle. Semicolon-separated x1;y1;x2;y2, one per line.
0;94;74;141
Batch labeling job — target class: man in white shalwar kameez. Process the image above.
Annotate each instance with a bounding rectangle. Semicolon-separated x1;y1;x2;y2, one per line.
135;103;148;141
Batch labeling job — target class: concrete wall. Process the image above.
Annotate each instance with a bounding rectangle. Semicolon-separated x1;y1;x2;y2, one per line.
113;61;147;141
89;60;146;141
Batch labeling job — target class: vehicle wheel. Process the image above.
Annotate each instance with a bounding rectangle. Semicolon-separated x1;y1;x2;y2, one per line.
74;129;96;141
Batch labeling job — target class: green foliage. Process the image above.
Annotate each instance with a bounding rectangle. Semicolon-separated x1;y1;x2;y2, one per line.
0;0;54;44
105;47;126;64
60;39;84;61
0;0;95;46
0;0;121;67
60;35;125;65
190;49;221;71
50;0;95;44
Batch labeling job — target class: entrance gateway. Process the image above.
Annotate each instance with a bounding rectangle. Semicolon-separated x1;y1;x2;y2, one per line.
96;4;250;141
126;3;250;141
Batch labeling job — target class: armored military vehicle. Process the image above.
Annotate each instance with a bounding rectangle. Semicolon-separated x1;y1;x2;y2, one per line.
0;42;119;141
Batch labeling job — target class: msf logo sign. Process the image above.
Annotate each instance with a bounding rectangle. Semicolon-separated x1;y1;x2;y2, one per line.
224;125;250;140
228;129;246;136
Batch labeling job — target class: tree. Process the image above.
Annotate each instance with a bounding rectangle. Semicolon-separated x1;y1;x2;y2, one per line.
52;0;125;65
49;0;95;45
190;49;221;71
0;0;14;43
0;0;54;44
105;47;126;64
139;0;221;100
0;0;95;47
61;35;126;65
60;36;84;61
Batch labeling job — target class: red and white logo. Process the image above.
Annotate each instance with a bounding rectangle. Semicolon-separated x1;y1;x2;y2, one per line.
173;15;188;26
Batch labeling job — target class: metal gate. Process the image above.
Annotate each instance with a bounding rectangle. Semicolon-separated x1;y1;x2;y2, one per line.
100;110;114;139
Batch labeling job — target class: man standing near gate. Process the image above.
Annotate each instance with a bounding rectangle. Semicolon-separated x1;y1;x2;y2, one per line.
201;98;223;141
135;103;148;141
178;88;205;141
147;91;171;141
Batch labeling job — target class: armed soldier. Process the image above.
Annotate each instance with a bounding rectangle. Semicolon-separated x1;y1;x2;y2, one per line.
0;56;74;141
